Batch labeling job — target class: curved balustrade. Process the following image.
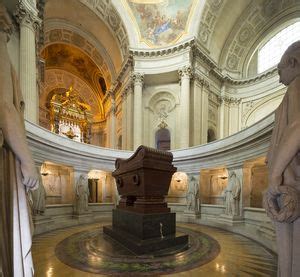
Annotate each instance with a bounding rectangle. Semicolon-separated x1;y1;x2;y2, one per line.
25;116;276;251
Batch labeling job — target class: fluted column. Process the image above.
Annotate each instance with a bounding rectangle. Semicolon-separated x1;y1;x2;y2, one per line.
121;89;127;149
126;85;133;150
109;92;116;149
178;66;192;148
132;73;144;150
15;3;40;123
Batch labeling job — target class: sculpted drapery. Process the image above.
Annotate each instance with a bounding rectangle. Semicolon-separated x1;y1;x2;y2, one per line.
264;41;300;277
0;3;39;277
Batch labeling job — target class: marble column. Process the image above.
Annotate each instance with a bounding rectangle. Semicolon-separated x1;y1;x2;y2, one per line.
15;3;40;124
178;66;192;148
193;75;209;145
121;89;127;150
132;73;144;150
126;85;133;150
109;93;116;149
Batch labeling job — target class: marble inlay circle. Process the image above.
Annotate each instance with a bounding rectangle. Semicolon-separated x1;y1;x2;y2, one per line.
55;226;220;275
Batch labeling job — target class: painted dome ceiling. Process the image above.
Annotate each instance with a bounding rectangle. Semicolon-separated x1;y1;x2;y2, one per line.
124;0;196;47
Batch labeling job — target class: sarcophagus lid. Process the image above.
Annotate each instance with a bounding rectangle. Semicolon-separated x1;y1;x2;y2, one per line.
113;145;177;198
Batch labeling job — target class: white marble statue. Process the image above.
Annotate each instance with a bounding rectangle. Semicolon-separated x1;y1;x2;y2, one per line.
223;171;241;216
74;174;89;214
30;174;46;215
186;175;200;213
0;4;38;277
264;41;300;277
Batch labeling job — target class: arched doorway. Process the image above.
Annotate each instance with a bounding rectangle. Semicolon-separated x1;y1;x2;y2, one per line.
207;128;216;143
155;128;171;150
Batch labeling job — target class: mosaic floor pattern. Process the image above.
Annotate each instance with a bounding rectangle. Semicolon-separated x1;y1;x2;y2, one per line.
55;226;220;275
32;222;277;276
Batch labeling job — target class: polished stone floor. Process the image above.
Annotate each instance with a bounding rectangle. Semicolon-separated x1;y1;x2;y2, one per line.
32;222;277;276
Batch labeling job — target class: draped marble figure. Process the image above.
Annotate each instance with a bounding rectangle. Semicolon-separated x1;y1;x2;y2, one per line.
186;175;199;212
0;3;38;276
264;41;300;277
31;174;46;215
74;174;89;214
223;171;241;216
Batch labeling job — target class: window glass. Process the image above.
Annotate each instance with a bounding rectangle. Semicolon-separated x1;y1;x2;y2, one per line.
258;22;300;73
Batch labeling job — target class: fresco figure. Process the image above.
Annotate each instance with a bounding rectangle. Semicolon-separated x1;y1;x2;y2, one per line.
186;175;200;212
264;41;300;277
0;4;38;276
223;171;241;216
74;174;89;214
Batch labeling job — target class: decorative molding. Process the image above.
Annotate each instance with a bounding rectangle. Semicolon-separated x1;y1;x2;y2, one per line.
79;0;129;58
218;95;241;105
178;65;193;79
130;38;195;57
131;72;144;85
220;0;300;73
194;72;210;89
197;0;226;47
14;3;41;30
43;26;113;85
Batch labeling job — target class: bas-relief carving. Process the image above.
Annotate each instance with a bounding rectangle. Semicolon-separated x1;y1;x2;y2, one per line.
197;0;225;46
168;172;188;203
126;0;194;47
263;41;300;276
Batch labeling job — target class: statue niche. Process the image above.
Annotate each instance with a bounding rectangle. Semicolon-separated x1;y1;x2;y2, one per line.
103;145;188;254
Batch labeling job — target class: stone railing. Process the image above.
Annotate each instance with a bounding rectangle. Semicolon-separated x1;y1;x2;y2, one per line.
25;117;276;251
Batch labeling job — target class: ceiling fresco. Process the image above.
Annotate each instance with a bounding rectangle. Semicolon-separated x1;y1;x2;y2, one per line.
42;44;106;99
126;0;195;47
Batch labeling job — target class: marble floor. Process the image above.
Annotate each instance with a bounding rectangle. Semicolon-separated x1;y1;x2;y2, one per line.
32;222;277;276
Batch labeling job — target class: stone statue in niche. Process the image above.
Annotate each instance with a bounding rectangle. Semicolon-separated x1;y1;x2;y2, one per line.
0;4;38;276
264;41;300;276
186;175;200;213
74;174;89;214
30;174;46;215
222;171;241;216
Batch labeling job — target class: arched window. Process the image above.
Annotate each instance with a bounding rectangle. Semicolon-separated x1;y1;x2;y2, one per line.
207;128;216;143
155;128;170;150
258;21;300;73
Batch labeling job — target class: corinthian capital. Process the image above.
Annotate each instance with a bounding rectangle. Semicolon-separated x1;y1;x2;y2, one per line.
0;4;13;39
178;65;193;79
131;72;144;85
14;3;41;30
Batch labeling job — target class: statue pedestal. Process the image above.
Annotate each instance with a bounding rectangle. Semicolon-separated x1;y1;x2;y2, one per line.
219;214;243;225
183;210;200;221
72;211;93;223
103;209;188;254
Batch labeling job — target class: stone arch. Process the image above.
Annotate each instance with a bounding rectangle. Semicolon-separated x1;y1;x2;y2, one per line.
219;0;300;77
79;0;129;57
242;93;283;128
43;23;114;86
40;69;105;128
